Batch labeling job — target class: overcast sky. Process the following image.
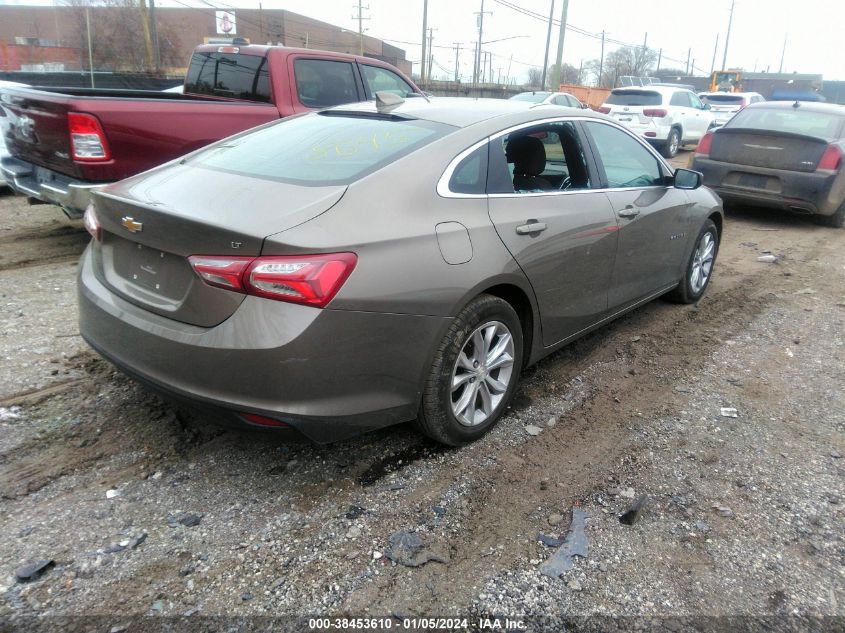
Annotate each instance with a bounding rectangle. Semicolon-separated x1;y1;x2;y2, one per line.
2;0;842;81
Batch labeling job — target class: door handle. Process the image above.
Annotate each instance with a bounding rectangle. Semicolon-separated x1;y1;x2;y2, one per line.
618;207;640;218
515;221;548;235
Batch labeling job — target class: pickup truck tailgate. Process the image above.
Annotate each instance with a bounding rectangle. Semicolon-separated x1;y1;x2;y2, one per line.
1;88;76;176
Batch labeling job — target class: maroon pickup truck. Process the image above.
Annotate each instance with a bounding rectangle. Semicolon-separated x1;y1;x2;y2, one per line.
0;44;421;218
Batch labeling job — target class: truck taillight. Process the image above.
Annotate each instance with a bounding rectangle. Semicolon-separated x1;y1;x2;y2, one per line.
643;108;668;118
817;145;843;172
68;112;111;162
696;131;714;157
188;253;357;308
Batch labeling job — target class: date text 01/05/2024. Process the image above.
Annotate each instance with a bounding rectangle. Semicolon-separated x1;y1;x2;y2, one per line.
307;617;527;630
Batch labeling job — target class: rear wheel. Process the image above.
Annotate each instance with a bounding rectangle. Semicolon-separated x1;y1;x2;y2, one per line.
660;128;681;158
667;219;719;304
814;202;845;228
416;295;523;446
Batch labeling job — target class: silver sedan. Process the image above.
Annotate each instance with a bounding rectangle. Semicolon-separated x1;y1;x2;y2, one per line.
78;97;723;445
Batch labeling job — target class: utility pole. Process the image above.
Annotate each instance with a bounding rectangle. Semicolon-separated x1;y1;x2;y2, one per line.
540;0;554;90
710;33;719;75
551;0;568;90
473;0;491;87
598;30;605;88
149;0;160;72
778;34;787;73
685;48;691;75
427;28;436;81
721;0;735;71
656;47;662;72
420;0;428;85
453;42;461;82
640;31;648;76
85;6;94;88
352;1;369;56
137;0;154;72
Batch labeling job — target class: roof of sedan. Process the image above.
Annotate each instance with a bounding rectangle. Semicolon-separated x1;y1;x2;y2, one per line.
325;97;594;128
747;101;845;115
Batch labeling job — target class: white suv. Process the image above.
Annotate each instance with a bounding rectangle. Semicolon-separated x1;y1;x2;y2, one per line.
599;86;715;158
699;91;765;128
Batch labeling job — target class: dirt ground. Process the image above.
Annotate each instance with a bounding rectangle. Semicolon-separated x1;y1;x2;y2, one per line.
0;150;843;631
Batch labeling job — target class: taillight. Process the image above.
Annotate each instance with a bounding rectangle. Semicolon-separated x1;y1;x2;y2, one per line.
696;131;714;156
598;106;611;114
83;203;101;241
643;108;668;118
188;253;357;308
817;145;843;172
68;112;110;161
187;256;253;292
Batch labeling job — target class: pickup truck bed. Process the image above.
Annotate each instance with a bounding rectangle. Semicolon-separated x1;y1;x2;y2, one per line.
0;44;420;217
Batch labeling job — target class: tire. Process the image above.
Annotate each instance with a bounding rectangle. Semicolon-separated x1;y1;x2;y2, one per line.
660;127;681;158
416;294;524;446
667;219;719;304
814;202;845;228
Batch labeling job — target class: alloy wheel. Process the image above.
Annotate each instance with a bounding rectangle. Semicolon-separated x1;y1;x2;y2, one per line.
451;321;515;427
690;231;715;294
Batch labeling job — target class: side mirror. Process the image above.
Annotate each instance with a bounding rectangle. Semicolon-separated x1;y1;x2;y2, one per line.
703;103;711;110
674;168;703;190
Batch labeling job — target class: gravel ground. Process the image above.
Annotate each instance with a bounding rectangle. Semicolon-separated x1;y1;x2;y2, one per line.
0;158;843;632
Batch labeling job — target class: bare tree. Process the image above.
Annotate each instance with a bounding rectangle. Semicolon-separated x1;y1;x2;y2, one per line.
526;66;543;88
547;62;583;87
585;45;658;89
63;0;182;73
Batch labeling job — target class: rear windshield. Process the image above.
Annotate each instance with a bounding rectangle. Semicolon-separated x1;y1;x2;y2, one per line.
701;94;745;104
192;113;453;185
510;92;550;103
184;52;271;103
605;90;662;106
726;107;845;140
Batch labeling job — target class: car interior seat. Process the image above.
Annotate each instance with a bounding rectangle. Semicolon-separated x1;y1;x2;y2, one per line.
506;135;553;192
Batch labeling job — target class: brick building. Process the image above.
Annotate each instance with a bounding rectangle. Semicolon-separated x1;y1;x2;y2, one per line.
0;5;410;75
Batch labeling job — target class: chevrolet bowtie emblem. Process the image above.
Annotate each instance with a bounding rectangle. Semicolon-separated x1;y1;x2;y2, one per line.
121;216;143;233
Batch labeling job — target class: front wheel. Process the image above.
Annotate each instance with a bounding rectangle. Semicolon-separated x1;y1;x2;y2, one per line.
416;295;524;446
660;128;681;158
667;219;719;304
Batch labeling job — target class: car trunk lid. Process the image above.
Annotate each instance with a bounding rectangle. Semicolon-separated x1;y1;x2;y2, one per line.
709;128;829;172
90;163;347;327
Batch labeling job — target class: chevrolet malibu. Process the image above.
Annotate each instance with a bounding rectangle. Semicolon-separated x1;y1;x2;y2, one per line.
79;97;723;446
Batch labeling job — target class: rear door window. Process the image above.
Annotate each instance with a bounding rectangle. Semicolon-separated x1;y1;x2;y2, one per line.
488;121;593;194
360;65;416;98
689;93;705;109
670;92;691;107
606;90;662;106
294;59;360;108
184;52;271;103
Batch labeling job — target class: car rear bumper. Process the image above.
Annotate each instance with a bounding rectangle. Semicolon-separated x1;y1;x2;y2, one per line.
78;245;451;443
0;155;106;218
692;156;843;216
614;118;672;142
